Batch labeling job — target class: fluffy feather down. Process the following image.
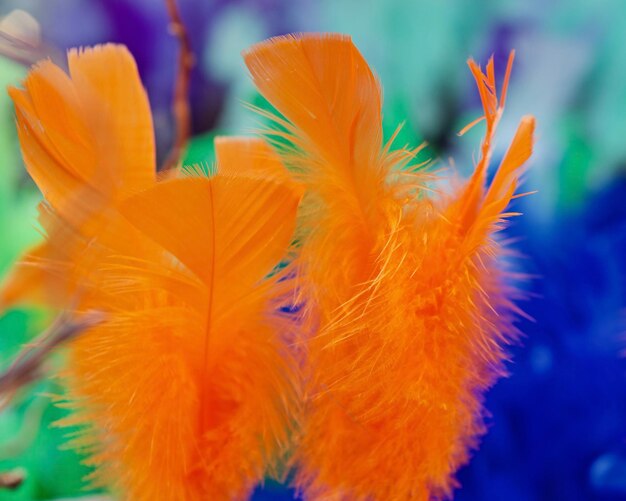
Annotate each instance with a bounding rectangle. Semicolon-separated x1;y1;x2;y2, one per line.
244;33;535;500
4;46;302;500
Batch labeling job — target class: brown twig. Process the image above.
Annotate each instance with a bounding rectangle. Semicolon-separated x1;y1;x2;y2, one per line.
0;31;53;66
0;313;104;495
0;468;24;490
0;10;61;66
0;311;104;411
161;0;195;171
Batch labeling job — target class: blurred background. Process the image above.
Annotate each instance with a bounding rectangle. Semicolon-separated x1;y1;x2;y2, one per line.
0;0;625;499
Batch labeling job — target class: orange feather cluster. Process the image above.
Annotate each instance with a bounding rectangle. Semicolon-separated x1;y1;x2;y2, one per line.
3;45;302;500
244;34;534;500
1;34;534;500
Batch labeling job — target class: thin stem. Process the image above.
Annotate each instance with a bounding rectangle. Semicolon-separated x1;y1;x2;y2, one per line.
0;311;104;411
0;469;24;490
161;0;195;171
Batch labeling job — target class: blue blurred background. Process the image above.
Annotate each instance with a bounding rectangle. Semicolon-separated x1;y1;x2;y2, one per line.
0;0;625;499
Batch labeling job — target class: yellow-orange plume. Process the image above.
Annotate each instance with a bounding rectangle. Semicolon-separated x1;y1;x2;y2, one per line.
244;33;535;500
4;45;302;500
1;44;155;309
61;169;302;500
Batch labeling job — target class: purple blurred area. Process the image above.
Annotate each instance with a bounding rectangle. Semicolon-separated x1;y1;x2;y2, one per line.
0;0;308;162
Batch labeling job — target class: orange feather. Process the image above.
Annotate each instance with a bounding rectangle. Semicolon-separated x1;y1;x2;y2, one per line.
244;33;535;500
1;44;155;309
4;45;302;500
60;172;302;500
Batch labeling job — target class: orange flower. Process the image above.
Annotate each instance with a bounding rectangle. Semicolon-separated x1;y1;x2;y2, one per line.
245;34;535;500
4;45;302;500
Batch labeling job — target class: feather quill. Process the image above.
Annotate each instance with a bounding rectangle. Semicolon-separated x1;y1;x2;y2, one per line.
244;33;535;500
